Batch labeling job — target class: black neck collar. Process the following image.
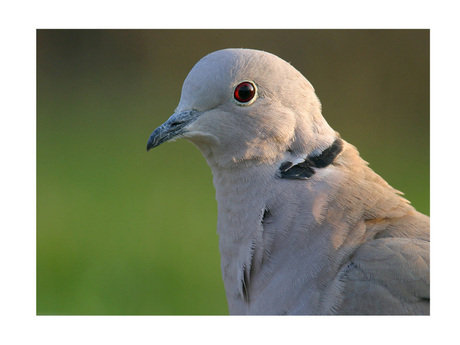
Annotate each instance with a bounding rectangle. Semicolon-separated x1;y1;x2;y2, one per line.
278;138;343;179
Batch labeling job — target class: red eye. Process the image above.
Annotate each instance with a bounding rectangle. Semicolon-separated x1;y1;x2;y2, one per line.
233;82;256;104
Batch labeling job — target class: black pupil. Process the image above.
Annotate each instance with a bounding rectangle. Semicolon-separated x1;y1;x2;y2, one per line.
235;82;254;102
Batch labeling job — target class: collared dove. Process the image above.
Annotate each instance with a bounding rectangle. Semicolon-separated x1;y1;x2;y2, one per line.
146;48;429;315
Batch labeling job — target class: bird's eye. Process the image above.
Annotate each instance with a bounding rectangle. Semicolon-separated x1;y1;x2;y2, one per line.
233;81;256;105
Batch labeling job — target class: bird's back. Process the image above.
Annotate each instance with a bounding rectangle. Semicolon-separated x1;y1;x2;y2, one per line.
295;140;430;314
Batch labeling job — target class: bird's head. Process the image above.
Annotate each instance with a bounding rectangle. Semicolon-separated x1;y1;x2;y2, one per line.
147;48;336;168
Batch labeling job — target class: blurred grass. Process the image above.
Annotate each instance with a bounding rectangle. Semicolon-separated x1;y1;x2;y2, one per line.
37;29;429;314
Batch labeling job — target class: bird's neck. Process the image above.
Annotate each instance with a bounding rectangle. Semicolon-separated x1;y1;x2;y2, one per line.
209;160;346;314
211;163;276;249
209;163;278;312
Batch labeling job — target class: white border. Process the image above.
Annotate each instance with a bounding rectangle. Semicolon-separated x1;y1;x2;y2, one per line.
2;1;459;344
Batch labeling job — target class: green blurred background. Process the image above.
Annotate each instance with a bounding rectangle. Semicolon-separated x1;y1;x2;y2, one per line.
37;30;429;315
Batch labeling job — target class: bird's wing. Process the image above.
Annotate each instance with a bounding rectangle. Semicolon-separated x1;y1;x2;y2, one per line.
333;237;430;315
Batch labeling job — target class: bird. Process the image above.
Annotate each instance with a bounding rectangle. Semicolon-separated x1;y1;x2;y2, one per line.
146;48;429;315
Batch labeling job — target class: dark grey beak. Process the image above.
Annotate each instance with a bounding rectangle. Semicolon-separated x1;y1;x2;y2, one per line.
146;110;201;151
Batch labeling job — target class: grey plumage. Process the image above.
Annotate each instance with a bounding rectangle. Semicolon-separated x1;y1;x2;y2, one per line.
147;48;429;315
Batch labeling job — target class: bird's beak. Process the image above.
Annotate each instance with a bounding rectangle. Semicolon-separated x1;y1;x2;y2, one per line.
146;110;202;151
